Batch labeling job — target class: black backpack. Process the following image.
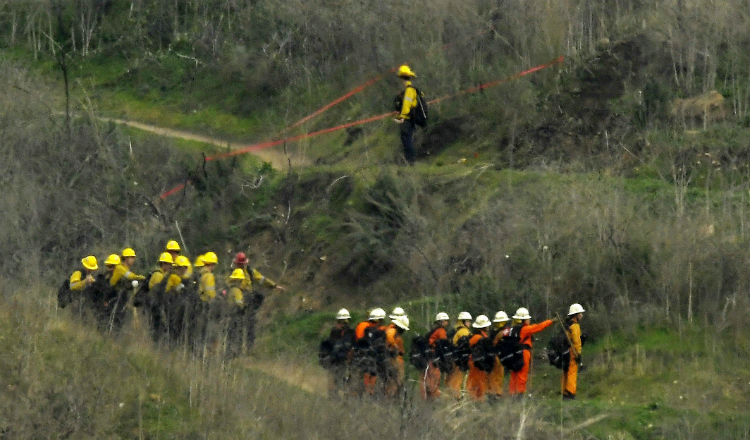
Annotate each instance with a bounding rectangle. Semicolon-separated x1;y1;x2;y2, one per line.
57;279;72;308
497;325;527;372
433;338;456;373
547;327;571;370
409;334;431;370
471;336;496;372
453;335;472;372
393;86;428;127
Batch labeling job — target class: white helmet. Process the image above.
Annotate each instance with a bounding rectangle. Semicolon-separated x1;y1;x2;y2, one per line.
457;311;472;321
389;306;406;319
472;315;491;328
493;311;510;323
393;315;410;330
435;312;450;321
568;303;585;316
512;307;532;320
336;308;351;320
369;308;386;320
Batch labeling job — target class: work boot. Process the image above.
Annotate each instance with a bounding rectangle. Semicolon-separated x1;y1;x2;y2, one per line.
562;392;576;400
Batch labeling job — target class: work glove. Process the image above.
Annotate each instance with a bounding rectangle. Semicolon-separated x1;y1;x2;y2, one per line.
131;280;139;288
177;283;185;292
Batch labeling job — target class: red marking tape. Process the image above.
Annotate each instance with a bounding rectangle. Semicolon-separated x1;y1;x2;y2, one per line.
158;57;563;200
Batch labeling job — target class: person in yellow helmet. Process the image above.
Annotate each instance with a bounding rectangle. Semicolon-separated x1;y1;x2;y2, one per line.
230;252;285;292
70;256;98;291
110;248;146;288
165;256;191;293
223;268;248;357
198;252;218;302
103;254;120;284
393;64;419;165
141;252;174;342
164;255;192;345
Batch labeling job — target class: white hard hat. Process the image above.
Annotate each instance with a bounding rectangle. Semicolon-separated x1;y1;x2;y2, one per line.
369;308;386;320
435;312;450;321
457;311;472;321
512;307;532;320
568;303;585;316
472;315;491;328
493;310;510;323
336;308;351;320
389;306;405;319
393;315;410;330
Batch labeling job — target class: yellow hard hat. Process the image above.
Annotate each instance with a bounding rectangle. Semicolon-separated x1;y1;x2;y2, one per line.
121;248;136;258
165;240;181;252
104;254;121;266
81;255;98;271
158;252;174;264
194;254;205;268
230;268;245;280
397;64;416;78
202;251;218;265
174;255;191;268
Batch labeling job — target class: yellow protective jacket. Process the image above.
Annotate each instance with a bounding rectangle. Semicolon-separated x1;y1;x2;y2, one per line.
227;285;245;308
165;273;184;293
69;270;91;291
567;322;582;359
452;324;471;345
148;269;166;290
110;263;146;287
227;267;277;291
199;268;216;302
398;80;418;120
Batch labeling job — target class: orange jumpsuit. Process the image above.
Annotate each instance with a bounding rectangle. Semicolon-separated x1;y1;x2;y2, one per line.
562;321;582;396
420;326;447;400
488;328;506;398
466;331;490;401
355;320;380;395
509;320;553;395
384;324;405;397
446;324;471;399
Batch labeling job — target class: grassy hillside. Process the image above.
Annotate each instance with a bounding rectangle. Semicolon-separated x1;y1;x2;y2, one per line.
1;1;749;437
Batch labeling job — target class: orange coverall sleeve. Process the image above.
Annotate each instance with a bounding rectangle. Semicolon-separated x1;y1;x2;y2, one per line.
429;327;447;346
520;320;553;345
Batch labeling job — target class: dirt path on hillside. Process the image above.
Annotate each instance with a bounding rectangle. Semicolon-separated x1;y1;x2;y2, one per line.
100;117;301;169
244;358;328;395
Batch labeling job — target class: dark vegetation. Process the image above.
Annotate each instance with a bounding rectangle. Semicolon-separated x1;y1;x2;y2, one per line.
0;0;749;438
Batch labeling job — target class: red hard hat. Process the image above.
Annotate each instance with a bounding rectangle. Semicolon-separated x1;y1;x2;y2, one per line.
234;252;248;265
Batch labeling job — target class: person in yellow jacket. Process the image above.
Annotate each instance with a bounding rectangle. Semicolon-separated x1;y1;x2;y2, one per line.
488;310;510;399
446;311;473;399
198;251;218;302
384;315;409;398
393;64;418;165
562;303;585;400
230;252;285;292
70;256;98;291
165;255;191;293
110;248;146;288
103;254;120;284
148;252;174;290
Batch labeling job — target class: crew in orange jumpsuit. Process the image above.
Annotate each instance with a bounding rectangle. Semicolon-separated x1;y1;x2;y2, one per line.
562;303;585;399
488;310;510;399
446;311;472;399
354;307;386;396
508;307;553;396
384;315;409;398
420;312;450;400
466;315;492;401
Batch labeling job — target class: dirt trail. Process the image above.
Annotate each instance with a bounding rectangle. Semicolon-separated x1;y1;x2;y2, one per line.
244;358;328;395
100;117;302;170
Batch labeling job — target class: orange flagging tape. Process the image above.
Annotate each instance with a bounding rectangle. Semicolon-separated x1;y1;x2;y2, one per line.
159;56;563;200
284;67;396;131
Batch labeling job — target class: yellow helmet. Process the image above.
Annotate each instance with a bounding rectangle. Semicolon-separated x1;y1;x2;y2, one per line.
230;268;245;280
174;255;191;268
81;256;98;271
158;252;174;264
104;254;121;266
121;248;136;258
202;251;218;265
397;64;416;78
194;254;205;268
165;240;181;252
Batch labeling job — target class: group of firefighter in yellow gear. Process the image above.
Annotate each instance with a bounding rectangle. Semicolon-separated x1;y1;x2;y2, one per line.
60;240;284;356
319;304;584;401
